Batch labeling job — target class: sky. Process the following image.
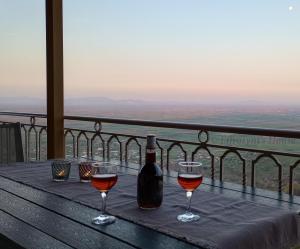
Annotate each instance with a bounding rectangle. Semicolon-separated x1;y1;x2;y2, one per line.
0;0;299;105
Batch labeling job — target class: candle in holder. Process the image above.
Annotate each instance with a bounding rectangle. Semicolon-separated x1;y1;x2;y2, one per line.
52;160;71;181
79;161;94;182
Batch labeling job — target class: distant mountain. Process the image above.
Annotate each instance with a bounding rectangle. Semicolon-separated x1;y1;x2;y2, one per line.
1;96;299;108
64;97;150;107
0;97;45;106
1;96;300;129
0;97;46;113
1;96;299;118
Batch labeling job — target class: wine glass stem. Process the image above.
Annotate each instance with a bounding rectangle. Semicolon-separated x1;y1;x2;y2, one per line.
186;191;192;213
101;192;107;215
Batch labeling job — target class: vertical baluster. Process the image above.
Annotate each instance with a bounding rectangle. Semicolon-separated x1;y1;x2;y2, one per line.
156;140;163;169
22;125;28;162
251;161;255;188
7;126;10;163
73;134;76;158
242;161;246;187
289;166;293;195
35;128;38;160
278;164;282;193
117;137;123;163
38;128;47;160
125;140;129;164
219;157;223;182
87;137;90;159
107;140;110;161
38;128;41;160
76;132;80;159
211;155;215;180
139;142;142;166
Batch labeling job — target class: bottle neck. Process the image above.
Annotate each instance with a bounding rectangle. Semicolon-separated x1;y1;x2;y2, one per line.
145;148;156;164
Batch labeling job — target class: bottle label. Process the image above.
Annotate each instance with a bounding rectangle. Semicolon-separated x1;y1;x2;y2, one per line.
146;151;156;164
146;149;155;153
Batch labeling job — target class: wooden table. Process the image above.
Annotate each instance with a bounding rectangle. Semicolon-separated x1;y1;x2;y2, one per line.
0;165;200;249
1;162;300;249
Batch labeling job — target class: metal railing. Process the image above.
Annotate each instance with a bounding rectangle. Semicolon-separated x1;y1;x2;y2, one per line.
1;111;300;197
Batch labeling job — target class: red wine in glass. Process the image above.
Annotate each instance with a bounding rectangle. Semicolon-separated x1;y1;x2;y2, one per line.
92;174;118;192
178;174;203;192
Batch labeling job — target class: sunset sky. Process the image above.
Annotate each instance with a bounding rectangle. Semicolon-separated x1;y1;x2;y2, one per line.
0;0;299;104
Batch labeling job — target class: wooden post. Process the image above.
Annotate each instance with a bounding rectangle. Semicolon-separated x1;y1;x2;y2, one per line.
46;0;65;159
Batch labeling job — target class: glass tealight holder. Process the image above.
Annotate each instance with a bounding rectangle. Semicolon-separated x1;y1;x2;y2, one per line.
52;159;71;181
79;160;94;182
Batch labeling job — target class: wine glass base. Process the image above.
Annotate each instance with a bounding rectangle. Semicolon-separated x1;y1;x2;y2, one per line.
92;214;116;225
177;212;200;222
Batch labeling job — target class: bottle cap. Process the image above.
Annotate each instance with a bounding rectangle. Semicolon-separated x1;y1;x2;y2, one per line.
146;135;156;149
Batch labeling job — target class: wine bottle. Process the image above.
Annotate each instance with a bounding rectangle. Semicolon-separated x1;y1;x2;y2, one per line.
137;135;163;209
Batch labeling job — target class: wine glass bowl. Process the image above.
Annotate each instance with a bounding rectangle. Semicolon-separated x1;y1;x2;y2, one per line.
91;162;118;225
92;172;118;192
177;161;202;222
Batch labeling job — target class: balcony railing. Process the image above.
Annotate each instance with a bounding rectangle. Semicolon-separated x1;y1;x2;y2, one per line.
1;111;300;200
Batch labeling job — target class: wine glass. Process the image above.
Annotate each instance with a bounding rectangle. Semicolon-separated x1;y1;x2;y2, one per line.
91;162;118;225
177;161;203;222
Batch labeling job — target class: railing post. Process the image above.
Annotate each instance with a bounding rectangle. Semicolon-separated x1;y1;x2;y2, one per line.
46;0;65;159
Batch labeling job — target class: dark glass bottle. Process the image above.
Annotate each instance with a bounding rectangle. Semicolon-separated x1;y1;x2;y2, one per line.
137;135;163;209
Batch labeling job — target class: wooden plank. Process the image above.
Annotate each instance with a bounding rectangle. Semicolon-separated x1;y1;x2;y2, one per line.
0;233;24;249
0;189;136;249
46;0;65;159
0;176;201;249
0;210;72;249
